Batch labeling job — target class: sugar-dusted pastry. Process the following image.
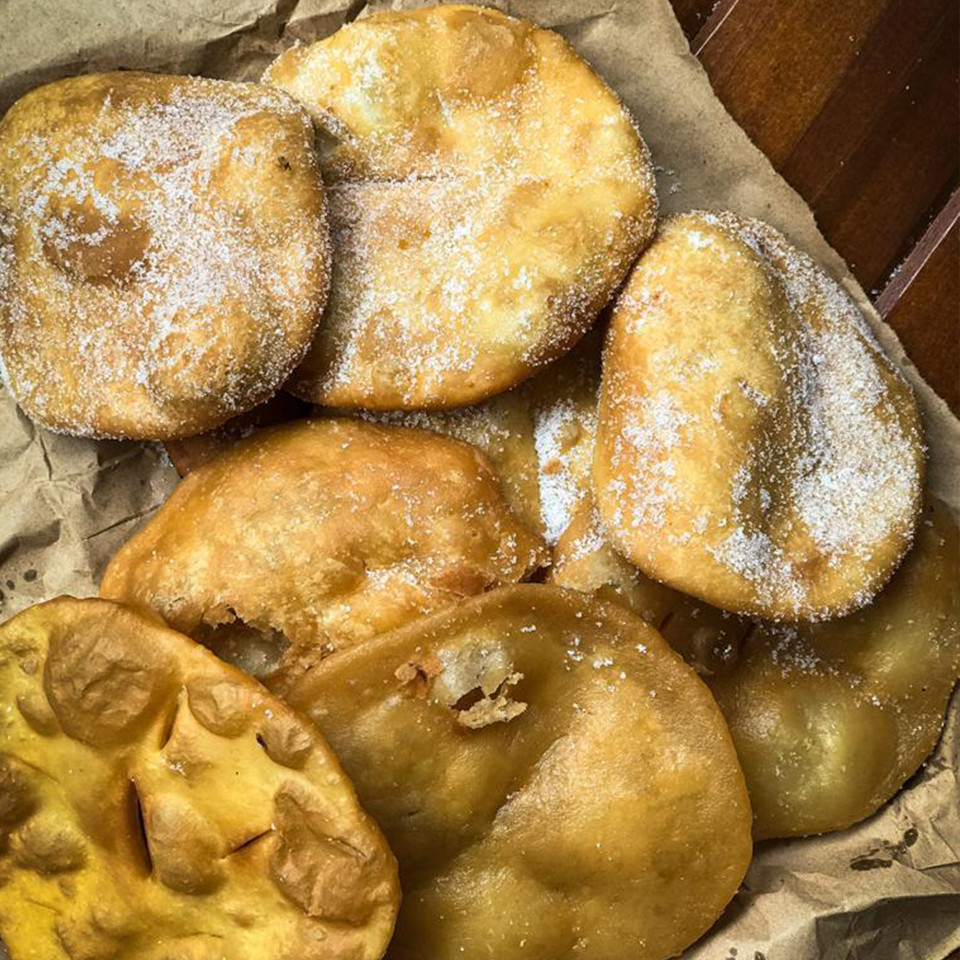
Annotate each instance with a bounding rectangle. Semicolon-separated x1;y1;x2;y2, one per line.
595;211;924;621
709;497;960;838
101;419;547;677
0;72;329;439
270;584;753;960
265;5;656;409
0;597;399;960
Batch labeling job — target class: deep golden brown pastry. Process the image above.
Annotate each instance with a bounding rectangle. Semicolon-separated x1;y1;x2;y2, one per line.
265;5;656;409
553;496;960;838
0;597;399;960
335;390;544;536
594;211;925;621
101;419;547;677
270;584;753;960
337;328;604;544
0;72;329;439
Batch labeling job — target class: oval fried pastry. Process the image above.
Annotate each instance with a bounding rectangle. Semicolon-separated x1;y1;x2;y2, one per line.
101;419;547;677
270;584;753;960
0;597;398;960
553;496;960;838
265;5;657;408
708;497;960;839
0;72;329;439
594;211;924;620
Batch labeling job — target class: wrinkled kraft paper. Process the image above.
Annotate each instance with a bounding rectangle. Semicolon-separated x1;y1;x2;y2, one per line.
0;1;958;957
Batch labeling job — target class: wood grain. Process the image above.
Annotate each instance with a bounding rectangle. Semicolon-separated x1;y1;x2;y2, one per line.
878;190;960;413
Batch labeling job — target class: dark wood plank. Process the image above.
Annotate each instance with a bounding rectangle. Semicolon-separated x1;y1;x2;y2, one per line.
690;0;958;287
877;190;960;414
782;0;958;292
669;0;719;39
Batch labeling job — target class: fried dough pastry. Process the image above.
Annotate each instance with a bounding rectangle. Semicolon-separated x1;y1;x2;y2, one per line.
0;597;399;960
550;498;748;676
339;329;604;543
271;584;753;960
553;496;960;838
594;211;924;621
265;5;656;408
708;496;960;839
338;391;544;536
0;72;329;439
101;419;547;677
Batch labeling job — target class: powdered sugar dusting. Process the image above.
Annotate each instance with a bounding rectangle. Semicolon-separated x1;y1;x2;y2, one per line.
0;73;327;438
600;211;923;618
270;7;657;407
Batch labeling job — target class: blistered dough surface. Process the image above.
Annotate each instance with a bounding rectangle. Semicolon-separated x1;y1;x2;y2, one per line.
594;211;924;620
101;418;547;676
0;72;329;439
265;5;656;408
272;584;753;960
0;597;398;960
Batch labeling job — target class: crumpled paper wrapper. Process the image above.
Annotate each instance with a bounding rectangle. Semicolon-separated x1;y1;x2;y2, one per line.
1;1;957;957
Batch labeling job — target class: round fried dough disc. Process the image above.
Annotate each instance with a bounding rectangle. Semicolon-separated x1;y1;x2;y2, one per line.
0;597;398;960
101;418;547;677
594;211;924;621
0;72;329;439
708;496;960;839
264;5;657;408
552;496;960;838
270;584;753;960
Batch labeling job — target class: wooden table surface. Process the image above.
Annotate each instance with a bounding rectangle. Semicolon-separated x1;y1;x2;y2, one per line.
670;0;959;413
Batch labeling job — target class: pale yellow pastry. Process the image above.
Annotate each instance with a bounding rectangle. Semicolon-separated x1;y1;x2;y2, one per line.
594;211;925;620
270;584;753;960
101;419;547;677
0;597;399;960
265;5;657;408
0;72;329;439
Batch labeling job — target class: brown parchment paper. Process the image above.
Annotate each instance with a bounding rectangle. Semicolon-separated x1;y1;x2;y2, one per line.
0;1;957;957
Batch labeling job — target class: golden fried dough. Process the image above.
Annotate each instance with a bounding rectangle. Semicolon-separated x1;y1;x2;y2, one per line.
101;419;547;677
550;498;748;676
338;390;544;536
0;597;398;960
0;72;329;439
594;211;924;621
339;329;603;543
553;496;960;838
708;497;960;839
265;5;656;408
270;584;753;960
